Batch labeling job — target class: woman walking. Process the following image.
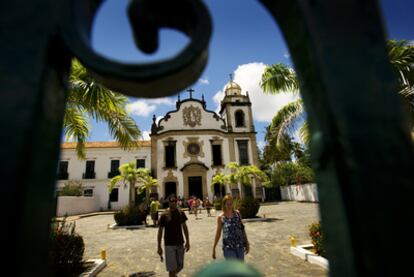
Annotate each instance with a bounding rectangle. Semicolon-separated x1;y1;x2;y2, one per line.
212;195;249;261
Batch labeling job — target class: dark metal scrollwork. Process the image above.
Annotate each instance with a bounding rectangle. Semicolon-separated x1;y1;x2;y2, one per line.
59;0;212;98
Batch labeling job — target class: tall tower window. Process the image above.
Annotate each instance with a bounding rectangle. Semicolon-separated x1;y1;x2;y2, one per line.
237;140;249;165
235;110;245;127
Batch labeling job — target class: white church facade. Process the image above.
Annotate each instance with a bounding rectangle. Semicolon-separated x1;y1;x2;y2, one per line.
57;80;263;211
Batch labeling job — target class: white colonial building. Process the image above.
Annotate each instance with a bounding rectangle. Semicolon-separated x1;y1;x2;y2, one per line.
56;80;262;212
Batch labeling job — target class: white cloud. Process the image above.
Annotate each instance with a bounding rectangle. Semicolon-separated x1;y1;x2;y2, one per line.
199;77;209;85
141;130;151;140
126;101;156;117
213;90;225;113
213;62;299;122
126;97;175;117
284;52;290;59
145;97;175;106
156;116;163;124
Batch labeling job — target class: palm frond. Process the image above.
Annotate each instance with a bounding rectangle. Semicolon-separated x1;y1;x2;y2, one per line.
387;40;414;88
108;175;123;193
265;99;304;146
107;113;141;150
63;107;90;159
66;59;142;156
260;63;299;94
299;121;310;145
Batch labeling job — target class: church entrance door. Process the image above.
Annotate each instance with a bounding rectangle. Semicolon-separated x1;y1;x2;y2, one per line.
165;182;177;199
188;176;203;200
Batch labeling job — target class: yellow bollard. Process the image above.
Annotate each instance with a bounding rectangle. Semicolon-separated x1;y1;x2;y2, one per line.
100;249;106;260
290;236;297;247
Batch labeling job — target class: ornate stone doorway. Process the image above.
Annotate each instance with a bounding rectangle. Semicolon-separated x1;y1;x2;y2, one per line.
165;181;177;199
182;163;208;199
188;176;203;200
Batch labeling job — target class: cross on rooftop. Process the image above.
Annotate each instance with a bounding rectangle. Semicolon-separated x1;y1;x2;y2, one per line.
187;88;194;98
229;73;234;81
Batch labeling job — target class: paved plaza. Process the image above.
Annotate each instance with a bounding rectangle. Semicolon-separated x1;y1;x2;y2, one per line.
74;202;328;277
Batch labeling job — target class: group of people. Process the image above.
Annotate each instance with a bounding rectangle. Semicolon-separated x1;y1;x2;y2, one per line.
157;194;249;277
187;196;213;219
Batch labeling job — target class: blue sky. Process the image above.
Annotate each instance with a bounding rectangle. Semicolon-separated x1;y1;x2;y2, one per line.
87;0;414;149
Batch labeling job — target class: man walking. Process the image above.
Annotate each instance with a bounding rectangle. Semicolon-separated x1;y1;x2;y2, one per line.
157;194;190;277
150;197;160;226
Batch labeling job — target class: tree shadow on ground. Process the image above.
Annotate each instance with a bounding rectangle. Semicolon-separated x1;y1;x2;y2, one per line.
129;271;156;277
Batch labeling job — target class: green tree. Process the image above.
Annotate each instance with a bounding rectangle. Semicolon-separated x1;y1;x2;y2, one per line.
271;162;315;187
58;181;83;196
108;161;158;206
212;162;270;197
211;172;229;193
64;59;141;159
260;40;414;163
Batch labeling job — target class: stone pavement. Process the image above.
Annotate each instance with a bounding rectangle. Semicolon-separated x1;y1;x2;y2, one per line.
74;202;328;277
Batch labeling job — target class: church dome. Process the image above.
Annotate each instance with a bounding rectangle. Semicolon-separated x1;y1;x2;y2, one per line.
224;81;242;96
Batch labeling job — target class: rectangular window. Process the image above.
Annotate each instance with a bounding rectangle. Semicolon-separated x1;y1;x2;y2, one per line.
83;189;93;197
165;144;176;167
83;160;95;179
57;161;69;180
110;160;120;172
108;160;120;178
109;188;119;202
136;159;146;168
212;144;223;166
237;140;249;165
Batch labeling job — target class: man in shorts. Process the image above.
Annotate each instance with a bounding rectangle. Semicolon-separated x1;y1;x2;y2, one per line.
150;197;160;226
157;194;190;277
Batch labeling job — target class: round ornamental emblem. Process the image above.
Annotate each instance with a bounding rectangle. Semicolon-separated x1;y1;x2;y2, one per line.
183;105;202;127
187;143;200;155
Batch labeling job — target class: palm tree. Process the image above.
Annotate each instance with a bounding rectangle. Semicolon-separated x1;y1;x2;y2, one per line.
260;39;414;163
64;59;141;159
214;162;269;197
108;161;158;206
211;172;230;195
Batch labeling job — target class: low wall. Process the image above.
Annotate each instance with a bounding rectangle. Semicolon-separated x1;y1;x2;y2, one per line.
56;196;100;216
280;183;318;202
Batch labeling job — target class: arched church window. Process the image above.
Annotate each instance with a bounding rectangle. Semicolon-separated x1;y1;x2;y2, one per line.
235;110;245;127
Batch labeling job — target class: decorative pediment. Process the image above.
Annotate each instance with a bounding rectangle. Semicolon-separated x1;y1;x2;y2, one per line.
163;170;178;183
155;99;227;133
180;162;209;171
183;105;202;127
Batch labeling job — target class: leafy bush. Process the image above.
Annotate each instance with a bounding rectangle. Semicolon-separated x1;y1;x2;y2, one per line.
50;218;85;276
271;162;314;187
237;197;260;218
114;205;146;226
59;181;83;196
309;221;325;257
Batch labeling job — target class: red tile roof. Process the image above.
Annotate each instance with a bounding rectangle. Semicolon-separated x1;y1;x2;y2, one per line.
61;141;151;149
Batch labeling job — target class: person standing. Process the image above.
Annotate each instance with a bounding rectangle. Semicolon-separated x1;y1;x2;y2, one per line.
157;194;190;277
150;197;160;226
192;197;200;219
212;195;249;261
204;197;212;217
